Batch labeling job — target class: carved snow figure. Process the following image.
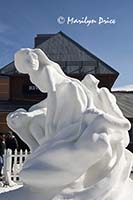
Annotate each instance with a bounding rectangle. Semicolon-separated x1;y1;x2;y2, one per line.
1;48;133;200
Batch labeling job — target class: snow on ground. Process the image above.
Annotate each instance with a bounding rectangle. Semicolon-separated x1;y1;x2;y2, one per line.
0;173;133;195
0;183;22;194
112;85;133;92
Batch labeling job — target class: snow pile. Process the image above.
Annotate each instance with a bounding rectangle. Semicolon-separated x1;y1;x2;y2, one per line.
112;84;133;92
0;48;133;200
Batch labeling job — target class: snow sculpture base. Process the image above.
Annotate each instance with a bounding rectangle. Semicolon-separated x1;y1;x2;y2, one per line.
1;48;133;200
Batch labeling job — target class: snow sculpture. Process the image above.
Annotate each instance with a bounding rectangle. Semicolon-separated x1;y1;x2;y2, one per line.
1;48;133;200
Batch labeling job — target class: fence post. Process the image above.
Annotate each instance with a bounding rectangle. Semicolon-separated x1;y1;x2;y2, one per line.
13;149;18;182
3;149;12;183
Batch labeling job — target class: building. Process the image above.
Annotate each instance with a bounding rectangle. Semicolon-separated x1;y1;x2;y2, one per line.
112;90;133;152
0;31;132;151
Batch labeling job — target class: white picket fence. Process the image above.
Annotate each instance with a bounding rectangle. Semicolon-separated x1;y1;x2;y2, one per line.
3;149;30;183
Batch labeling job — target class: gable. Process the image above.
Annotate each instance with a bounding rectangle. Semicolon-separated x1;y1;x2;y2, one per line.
37;32;119;76
0;62;18;75
113;92;133;118
0;31;119;82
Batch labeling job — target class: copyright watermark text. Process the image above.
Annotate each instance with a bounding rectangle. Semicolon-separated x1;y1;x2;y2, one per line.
57;16;116;26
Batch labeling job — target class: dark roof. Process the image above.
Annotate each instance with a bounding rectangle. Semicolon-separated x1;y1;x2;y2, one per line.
0;74;9;78
37;31;119;75
35;34;56;46
0;31;119;79
113;91;133;118
0;100;37;112
0;62;18;75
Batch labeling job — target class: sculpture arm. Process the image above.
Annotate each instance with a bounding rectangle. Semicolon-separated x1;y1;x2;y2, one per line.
7;108;46;152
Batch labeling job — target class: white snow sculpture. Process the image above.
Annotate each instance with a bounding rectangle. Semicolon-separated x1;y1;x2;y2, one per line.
1;48;133;200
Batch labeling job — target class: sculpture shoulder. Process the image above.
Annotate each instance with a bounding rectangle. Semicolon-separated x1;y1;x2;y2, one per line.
57;80;86;93
55;80;88;114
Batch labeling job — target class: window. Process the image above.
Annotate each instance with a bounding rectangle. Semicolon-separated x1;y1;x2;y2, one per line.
67;66;80;74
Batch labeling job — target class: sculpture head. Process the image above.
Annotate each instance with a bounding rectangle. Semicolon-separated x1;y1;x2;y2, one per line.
14;48;53;73
15;48;67;93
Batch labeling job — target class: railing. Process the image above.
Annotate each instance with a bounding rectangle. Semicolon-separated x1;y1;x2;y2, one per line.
3;149;30;183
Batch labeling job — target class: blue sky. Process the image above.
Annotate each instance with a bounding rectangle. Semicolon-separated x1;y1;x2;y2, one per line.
0;0;133;87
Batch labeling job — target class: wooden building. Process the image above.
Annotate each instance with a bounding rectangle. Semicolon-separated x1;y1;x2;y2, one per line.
0;31;132;151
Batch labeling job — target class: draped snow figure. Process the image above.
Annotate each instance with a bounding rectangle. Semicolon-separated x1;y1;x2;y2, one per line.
1;48;133;200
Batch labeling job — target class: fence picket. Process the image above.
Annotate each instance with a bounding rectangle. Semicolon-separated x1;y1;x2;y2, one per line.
13;149;18;181
3;149;30;183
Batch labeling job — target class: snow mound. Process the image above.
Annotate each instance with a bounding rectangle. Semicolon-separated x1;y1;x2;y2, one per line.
112;84;133;92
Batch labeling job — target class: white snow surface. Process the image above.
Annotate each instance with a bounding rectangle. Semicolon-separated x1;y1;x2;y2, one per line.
1;48;133;200
0;184;22;194
112;84;133;91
